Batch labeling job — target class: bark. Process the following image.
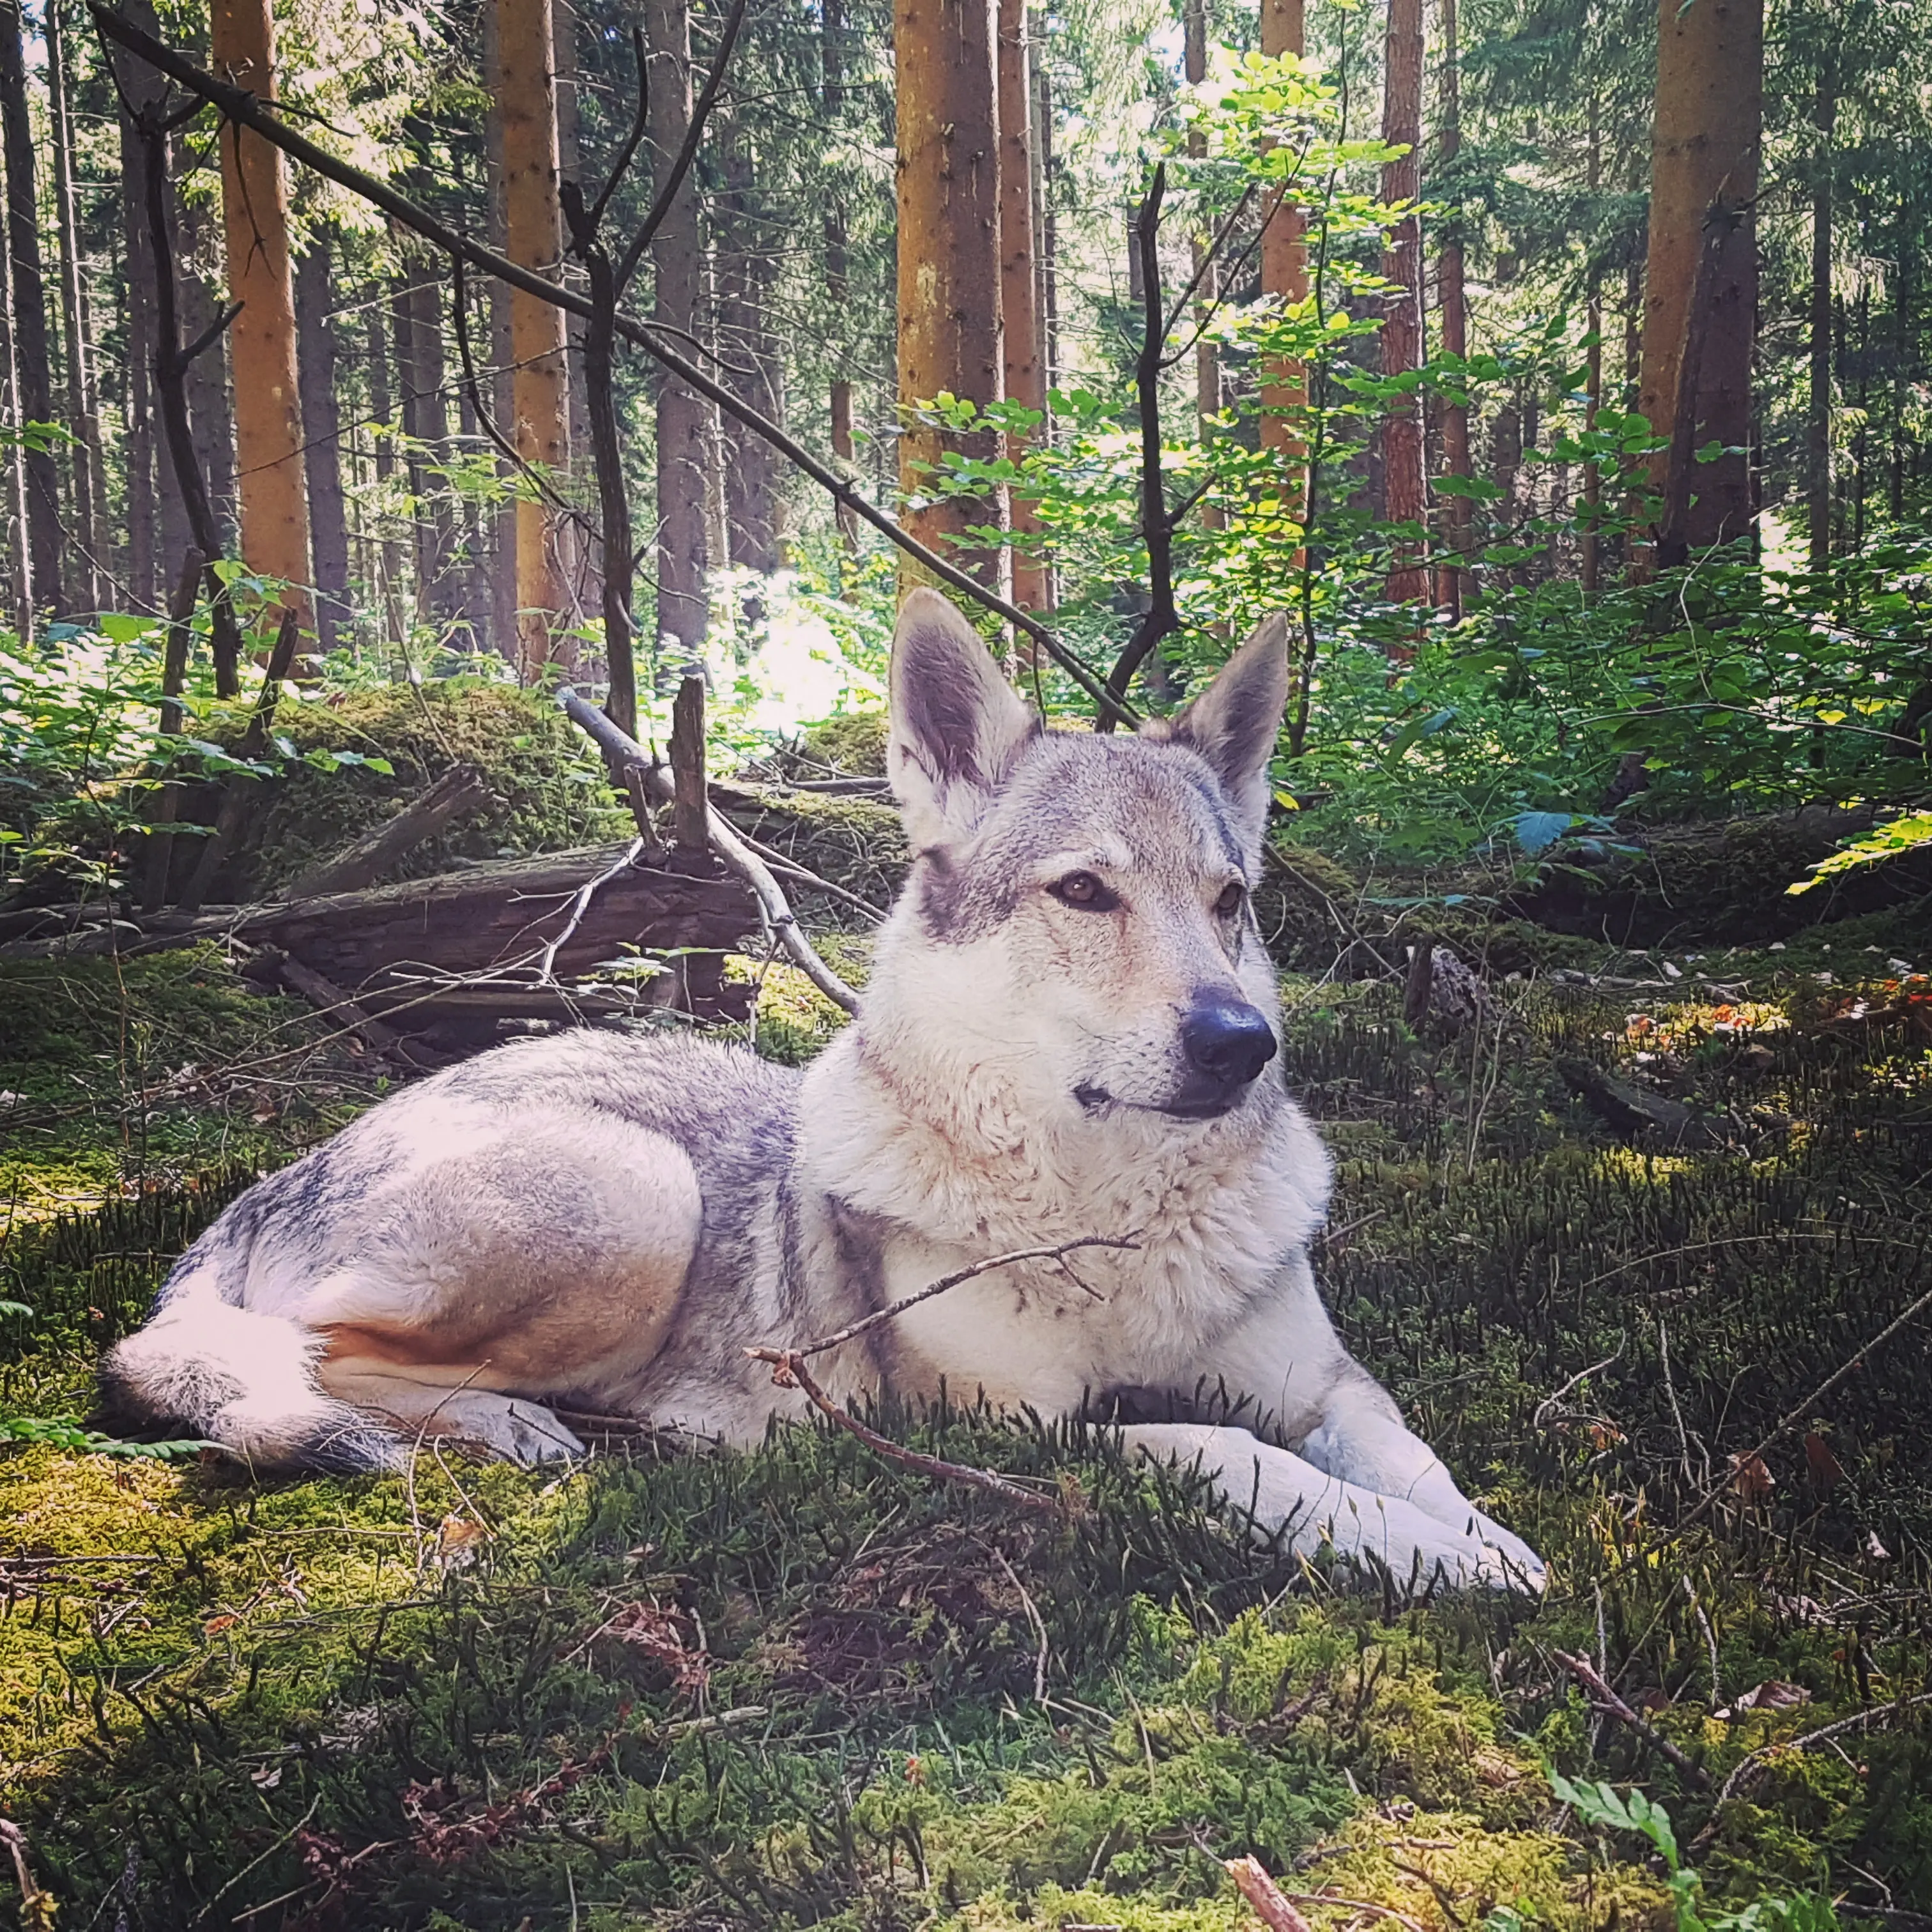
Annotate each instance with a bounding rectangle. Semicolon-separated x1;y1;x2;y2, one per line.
0;0;63;617
397;265;456;620
999;0;1048;613
1636;0;1762;564
1257;0;1307;515
0;160;25;634
116;55;160;610
896;0;1006;591
1806;70;1836;571
497;0;571;674
553;0;590;491
176;165;237;549
284;765;493;898
1491;394;1521;585
1183;0;1218;448
1031;12;1056;390
364;300;406;645
482;0;520;664
47;0;103;610
823;0;861;560
716;132;782;574
1580;95;1603;599
213;0;313;640
648;0;712;663
1434;0;1469;618
1379;0;1427;608
296;241;351;656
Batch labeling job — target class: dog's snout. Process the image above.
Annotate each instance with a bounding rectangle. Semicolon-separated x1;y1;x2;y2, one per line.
1179;998;1277;1088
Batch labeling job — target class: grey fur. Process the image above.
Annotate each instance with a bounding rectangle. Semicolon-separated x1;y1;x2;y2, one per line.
101;589;1544;1591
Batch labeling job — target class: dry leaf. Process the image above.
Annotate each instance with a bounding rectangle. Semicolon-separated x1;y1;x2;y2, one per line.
436;1515;489;1570
250;1763;284;1790
1715;1680;1811;1720
1803;1431;1844;1492
1729;1452;1775;1503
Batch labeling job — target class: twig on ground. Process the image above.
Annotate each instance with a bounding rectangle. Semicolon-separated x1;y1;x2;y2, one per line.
790;1236;1135;1361
746;1345;1064;1517
1227;1855;1316;1932
993;1547;1051;1706
0;1819;52;1930
1709;1690;1932;1811
1552;1649;1712;1790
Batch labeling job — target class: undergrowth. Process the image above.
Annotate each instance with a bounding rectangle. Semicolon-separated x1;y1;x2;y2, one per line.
1;930;1929;1926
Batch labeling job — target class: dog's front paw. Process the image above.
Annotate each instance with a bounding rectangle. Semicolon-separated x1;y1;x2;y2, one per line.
1465;1509;1547;1594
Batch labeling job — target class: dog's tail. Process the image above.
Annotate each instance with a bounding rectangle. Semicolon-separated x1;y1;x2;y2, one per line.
97;1244;399;1472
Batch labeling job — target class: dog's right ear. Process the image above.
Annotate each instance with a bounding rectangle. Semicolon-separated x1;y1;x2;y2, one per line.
889;588;1036;849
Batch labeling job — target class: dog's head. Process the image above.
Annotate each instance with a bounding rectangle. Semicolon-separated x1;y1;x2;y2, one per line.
874;589;1290;1126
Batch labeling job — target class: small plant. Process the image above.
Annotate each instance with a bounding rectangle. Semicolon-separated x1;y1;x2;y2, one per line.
0;1413;214;1459
1545;1768;1841;1932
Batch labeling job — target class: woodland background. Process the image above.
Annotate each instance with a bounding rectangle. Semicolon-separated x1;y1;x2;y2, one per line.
2;0;1932;1924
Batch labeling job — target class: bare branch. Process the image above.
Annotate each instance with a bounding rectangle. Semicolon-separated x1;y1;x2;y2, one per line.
1551;1649;1712;1791
583;23;650;234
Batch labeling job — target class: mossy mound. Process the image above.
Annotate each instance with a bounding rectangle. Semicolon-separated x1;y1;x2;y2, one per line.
213;678;627;901
797;707;890;777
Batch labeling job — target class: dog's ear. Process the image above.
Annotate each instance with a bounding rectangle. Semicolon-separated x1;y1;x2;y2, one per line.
889;588;1036;848
1163;612;1289;848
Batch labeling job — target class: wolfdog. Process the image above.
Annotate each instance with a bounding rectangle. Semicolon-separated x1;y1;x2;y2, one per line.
103;590;1544;1590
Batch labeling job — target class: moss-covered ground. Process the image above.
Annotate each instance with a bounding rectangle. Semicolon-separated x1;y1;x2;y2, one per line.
1;915;1929;1928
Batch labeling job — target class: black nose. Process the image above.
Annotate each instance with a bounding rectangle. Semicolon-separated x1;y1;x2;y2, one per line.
1179;999;1277;1087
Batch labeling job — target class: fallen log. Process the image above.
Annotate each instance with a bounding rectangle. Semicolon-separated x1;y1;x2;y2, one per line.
1557;1056;1726;1151
281;763;493;899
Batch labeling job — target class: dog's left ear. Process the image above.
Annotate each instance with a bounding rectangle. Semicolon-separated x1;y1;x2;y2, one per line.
889;589;1037;850
1158;612;1290;849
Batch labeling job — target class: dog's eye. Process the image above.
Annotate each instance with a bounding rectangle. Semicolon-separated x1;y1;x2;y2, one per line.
1050;871;1117;910
1215;881;1246;917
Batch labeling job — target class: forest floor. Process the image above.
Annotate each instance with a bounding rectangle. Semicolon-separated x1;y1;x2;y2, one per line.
1;907;1930;1929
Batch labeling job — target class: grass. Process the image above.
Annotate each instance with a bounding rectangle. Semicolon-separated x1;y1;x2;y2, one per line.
1;923;1929;1928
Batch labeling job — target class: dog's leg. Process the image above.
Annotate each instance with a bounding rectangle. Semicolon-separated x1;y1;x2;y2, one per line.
321;1361;586;1465
1294;1372;1546;1589
1123;1422;1532;1590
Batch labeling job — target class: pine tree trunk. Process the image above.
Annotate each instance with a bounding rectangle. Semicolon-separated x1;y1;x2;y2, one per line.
822;0;861;562
46;0;102;612
1379;0;1427;610
999;0;1048;613
113;0;166;610
0;163;26;634
296;240;351;656
896;0;1006;591
1433;0;1467;615
1806;71;1836;571
1183;0;1221;533
1257;0;1307;512
1491;394;1521;587
497;0;570;675
1636;0;1761;566
174;141;236;553
1579;93;1603;600
0;0;65;619
398;266;456;622
1031;12;1056;392
483;0;521;665
213;0;313;641
648;0;712;664
717;134;781;577
365;302;406;647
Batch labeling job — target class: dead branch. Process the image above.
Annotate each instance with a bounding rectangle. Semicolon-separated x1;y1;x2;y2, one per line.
746;1344;1064;1517
559;686;861;1014
1709;1690;1932;1811
792;1237;1134;1361
1552;1649;1712;1791
1227;1858;1318;1932
86;3;1134;724
536;836;646;985
1227;1871;1429;1932
283;763;492;899
268;949;436;1073
0;1819;52;1931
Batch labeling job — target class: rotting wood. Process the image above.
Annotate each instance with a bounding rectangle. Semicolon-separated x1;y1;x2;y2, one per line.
1556;1056;1724;1150
1226;1858;1317;1932
669;675;709;852
282;763;493;899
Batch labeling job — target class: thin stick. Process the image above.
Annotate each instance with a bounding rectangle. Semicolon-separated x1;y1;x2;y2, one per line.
537;837;645;984
746;1346;1062;1516
1712;1690;1932;1808
559;686;861;1014
1675;1280;1932;1535
1552;1649;1712;1791
792;1236;1134;1361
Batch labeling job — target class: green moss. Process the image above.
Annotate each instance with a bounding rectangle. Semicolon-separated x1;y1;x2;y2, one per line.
220;678;627;899
799;708;890;777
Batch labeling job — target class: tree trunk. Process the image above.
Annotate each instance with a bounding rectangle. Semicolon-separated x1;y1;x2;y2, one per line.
716;133;782;577
365;301;406;648
1433;0;1468;616
1032;10;1056;392
497;0;570;675
1379;0;1427;610
0;0;65;619
47;0;103;612
213;0;313;643
1257;0;1307;511
482;0;520;665
648;0;712;666
1491;394;1521;587
296;240;351;657
174;144;236;553
1806;70;1836;572
116;31;161;612
823;0;861;562
0;153;26;636
1636;0;1762;566
896;0;1006;592
398;265;456;622
1183;0;1219;451
999;0;1049;614
1580;95;1603;600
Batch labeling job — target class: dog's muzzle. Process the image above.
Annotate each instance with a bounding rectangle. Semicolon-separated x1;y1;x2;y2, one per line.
1169;997;1277;1114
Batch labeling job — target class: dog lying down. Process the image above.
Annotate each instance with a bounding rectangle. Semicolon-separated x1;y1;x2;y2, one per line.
102;590;1545;1592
